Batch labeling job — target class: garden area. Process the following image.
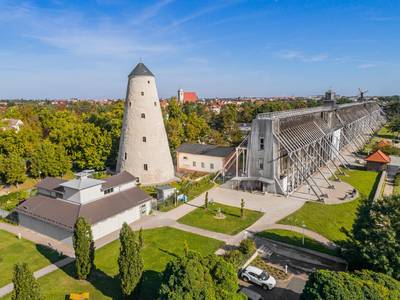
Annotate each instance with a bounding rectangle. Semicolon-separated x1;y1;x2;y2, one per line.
0;229;63;287
256;229;338;257
178;202;263;235
1;227;223;300
278;169;380;243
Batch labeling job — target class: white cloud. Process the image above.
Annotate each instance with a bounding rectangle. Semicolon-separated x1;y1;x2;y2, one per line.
278;50;328;63
357;63;377;69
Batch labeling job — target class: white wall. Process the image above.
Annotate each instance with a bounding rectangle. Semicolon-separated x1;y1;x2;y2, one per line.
63;185;104;204
91;200;151;240
177;152;225;173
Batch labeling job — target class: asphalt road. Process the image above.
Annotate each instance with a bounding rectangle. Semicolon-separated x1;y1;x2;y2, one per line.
240;275;306;300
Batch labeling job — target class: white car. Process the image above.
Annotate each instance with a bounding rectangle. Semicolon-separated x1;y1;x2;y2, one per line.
240;265;276;290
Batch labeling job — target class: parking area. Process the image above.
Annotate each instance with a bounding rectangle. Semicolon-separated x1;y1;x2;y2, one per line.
240;274;307;300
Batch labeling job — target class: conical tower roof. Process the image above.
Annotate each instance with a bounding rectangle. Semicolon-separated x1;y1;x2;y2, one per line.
129;62;154;77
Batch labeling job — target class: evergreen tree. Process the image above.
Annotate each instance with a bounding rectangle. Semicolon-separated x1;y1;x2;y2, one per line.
73;217;94;280
12;263;42;300
138;227;144;249
118;223;144;297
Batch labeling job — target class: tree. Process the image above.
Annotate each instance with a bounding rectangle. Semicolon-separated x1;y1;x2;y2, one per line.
30;140;71;178
12;263;42;300
2;153;26;186
159;250;216;300
346;195;400;280
238;238;256;256
160;250;244;300
73;217;94;280
302;269;400;300
118;223;143;297
388;116;400;137
205;192;209;211
138;227;144;249
240;198;245;219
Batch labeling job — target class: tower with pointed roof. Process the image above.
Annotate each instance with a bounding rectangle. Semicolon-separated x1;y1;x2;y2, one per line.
116;63;175;185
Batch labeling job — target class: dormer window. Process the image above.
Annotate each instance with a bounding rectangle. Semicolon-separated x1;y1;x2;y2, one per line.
104;187;114;195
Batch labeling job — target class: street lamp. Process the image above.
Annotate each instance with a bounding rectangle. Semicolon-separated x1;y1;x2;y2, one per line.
302;223;306;245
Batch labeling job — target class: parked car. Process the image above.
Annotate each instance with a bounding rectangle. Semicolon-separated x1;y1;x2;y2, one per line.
240;265;276;290
240;287;264;300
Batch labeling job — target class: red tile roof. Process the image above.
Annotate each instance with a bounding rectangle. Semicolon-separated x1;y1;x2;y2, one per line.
365;150;391;164
183;92;198;103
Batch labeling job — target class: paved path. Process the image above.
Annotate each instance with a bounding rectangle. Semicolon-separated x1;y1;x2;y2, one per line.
0;222;74;257
0;257;74;297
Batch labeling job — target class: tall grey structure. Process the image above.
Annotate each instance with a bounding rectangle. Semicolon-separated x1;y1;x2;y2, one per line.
116;63;175;185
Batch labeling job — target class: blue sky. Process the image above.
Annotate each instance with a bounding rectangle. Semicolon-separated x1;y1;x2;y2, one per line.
0;0;399;99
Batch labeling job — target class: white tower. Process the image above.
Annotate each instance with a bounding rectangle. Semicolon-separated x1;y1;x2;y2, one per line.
178;88;184;103
116;63;175;185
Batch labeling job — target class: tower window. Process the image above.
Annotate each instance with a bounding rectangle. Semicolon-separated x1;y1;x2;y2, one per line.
141;92;144;96
124;152;127;160
141;113;145;119
259;137;265;150
129;101;131;107
142;136;146;142
258;158;264;170
147;80;150;84
144;164;148;171
154;102;157;106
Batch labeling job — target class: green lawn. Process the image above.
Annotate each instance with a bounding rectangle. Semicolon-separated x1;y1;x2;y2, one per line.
377;126;397;140
256;229;338;257
0;229;63;287
2;227;222;300
279;169;380;243
178;203;263;235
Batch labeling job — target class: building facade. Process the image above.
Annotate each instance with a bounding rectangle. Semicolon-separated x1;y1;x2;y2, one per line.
116;63;175;185
16;171;154;245
176;143;235;174
177;89;198;103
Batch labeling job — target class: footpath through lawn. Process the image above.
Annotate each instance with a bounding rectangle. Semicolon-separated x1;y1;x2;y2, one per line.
278;169;380;243
0;229;63;287
1;227;222;300
177;202;263;235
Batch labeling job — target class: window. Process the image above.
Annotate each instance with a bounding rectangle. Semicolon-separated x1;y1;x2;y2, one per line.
124;152;127;160
104;187;114;195
183;156;188;160
129;101;131;107
55;192;63;198
141;113;145;119
258;158;264;170
193;161;196;167
154;101;157;106
210;163;214;169
147;80;150;84
201;162;205;168
259;136;265;150
141;91;144;96
144;164;148;171
142;136;146;142
140;204;147;215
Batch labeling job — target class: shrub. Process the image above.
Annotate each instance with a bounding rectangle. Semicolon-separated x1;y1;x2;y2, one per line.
238;238;256;256
0;190;29;211
223;250;245;269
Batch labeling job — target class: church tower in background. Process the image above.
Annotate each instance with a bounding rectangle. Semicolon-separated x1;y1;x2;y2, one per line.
116;63;175;185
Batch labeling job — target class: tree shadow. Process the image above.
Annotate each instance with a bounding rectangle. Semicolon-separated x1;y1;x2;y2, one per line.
36;243;66;264
158;248;179;258
137;269;163;300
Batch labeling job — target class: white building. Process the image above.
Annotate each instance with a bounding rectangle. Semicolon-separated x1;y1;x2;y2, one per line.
176;143;235;174
116;62;175;185
16;171;154;245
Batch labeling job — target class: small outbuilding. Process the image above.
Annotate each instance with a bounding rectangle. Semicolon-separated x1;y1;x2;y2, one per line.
156;185;176;201
365;150;391;171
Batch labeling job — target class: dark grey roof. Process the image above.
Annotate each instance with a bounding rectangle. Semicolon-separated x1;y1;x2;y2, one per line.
102;171;138;189
36;177;67;191
129;63;154;77
176;143;235;158
16;195;79;230
16;187;153;231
